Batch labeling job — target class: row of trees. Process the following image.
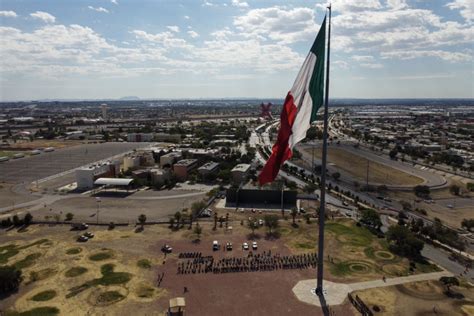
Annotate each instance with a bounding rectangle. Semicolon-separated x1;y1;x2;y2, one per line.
0;213;33;228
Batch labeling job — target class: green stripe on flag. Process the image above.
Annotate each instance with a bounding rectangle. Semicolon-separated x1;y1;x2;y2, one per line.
309;16;326;123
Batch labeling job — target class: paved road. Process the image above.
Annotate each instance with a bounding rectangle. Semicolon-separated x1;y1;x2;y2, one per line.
422;244;474;282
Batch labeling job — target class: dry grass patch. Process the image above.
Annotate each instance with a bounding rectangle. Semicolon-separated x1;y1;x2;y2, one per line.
303;147;423;186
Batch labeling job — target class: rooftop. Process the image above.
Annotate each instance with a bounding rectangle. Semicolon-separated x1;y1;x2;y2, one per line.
175;159;198;167
232;163;251;173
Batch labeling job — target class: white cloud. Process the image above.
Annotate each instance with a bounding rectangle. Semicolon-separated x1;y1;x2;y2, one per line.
351;55;375;62
0;11;17;18
317;0;382;12
187;30;199;38
132;30;188;48
110;0;118;4
328;3;473;63
211;28;233;39
30;11;56;23
386;0;408;9
88;6;109;13
234;7;318;44
166;25;180;33
203;1;214;7
446;0;473;23
232;0;249;8
184;15;190;19
381;50;472;63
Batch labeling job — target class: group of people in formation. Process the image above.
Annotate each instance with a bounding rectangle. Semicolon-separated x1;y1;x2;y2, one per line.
177;251;318;275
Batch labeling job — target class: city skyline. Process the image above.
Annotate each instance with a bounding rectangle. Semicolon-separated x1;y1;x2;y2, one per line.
0;0;473;101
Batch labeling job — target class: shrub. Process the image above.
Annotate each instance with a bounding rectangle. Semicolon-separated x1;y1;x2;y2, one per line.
0;265;22;294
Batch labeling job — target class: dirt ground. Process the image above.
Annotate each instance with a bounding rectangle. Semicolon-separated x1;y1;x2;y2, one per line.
387;179;474;229
33;193;207;224
353;280;474;315
0;222;355;316
302;147;424;186
0;213;447;316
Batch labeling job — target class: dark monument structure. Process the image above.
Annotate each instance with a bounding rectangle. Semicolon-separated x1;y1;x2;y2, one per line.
260;102;273;120
225;188;297;210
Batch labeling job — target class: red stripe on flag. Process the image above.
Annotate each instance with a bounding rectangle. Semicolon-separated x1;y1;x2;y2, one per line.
258;92;298;185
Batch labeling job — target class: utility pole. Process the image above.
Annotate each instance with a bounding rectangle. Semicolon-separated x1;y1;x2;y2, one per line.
316;4;331;296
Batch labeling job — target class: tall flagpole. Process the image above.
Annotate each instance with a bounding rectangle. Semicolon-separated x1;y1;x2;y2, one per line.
316;4;331;295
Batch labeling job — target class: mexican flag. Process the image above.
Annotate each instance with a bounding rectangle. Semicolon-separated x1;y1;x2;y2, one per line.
259;16;326;185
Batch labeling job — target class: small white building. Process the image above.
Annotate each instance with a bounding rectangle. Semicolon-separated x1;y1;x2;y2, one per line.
75;160;120;189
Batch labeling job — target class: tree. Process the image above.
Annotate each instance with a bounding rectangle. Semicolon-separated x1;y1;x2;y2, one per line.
169;217;175;229
248;220;258;235
264;214;279;234
193;223;202;240
290;208;298;225
174;212;182;229
449;185;460;196
138;214;147;229
0;265;22;295
414;185;430;198
213;212;218;230
65;213;74;221
360;209;382;230
389;149;398;160
190;201;206;228
386;225;424;260
304;183;318;194
12;215;22;227
461;218;474;232
332;172;341;181
439;276;459;294
23;213;33;226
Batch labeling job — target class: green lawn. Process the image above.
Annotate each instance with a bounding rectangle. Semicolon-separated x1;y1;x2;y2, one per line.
66;264;131;298
0;239;49;264
13;253;41;269
66;247;82;255
64;267;88;278
137;259;152;269
89;252;113;261
30;290;57;302
6;307;59;316
325;222;374;247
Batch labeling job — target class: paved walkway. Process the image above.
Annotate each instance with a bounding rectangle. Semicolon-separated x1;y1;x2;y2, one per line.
292;270;452;307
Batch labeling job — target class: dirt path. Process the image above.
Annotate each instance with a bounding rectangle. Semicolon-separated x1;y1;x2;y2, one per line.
293;270;452;306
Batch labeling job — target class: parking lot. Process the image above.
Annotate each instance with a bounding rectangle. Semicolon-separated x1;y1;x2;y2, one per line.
0;142;147;183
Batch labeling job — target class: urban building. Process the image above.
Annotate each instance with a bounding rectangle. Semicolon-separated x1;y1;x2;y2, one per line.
127;133;154;142
198;162;220;176
75;160;120;189
123;155;140;171
231;163;251;183
150;168;171;186
173;159;199;180
160;152;182;168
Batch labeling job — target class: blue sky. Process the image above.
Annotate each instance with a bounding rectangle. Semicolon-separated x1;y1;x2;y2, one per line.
0;0;472;101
